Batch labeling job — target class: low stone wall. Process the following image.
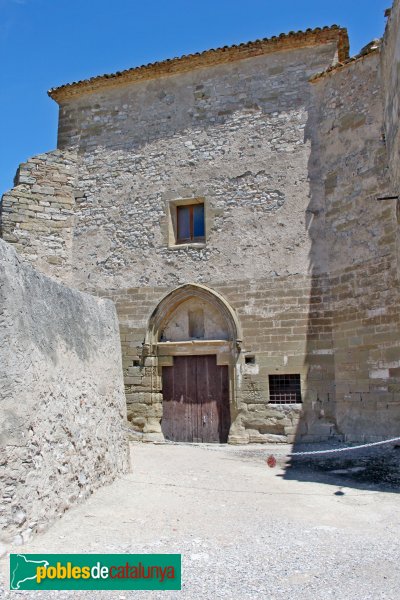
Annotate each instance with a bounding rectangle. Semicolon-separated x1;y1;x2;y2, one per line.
0;239;129;544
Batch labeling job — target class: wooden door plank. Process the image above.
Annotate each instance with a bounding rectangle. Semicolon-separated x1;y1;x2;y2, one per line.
206;355;218;443
187;355;198;443
178;356;192;443
196;355;216;443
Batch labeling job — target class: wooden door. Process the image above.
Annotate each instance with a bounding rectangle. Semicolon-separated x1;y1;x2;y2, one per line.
162;355;230;443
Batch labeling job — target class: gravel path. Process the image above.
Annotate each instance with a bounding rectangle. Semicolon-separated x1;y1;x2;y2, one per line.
1;442;400;599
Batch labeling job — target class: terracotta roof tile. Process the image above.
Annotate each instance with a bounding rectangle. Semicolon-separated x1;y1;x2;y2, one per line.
310;39;380;82
48;25;349;103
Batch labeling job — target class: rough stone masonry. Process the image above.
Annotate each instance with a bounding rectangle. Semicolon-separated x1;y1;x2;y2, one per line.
0;239;129;543
1;2;400;445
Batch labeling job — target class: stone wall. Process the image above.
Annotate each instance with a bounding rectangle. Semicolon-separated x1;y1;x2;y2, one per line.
56;42;339;292
0;239;129;543
381;0;400;194
0;150;77;284
310;51;400;441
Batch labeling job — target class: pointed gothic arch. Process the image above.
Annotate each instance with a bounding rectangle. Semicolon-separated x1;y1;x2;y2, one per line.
144;284;242;443
145;283;242;351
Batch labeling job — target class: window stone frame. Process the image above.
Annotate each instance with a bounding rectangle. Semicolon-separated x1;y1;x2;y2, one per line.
166;196;208;249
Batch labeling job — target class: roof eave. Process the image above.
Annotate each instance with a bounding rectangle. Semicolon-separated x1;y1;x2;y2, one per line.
48;26;349;104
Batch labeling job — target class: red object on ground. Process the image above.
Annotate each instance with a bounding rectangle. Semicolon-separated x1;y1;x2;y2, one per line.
266;455;277;468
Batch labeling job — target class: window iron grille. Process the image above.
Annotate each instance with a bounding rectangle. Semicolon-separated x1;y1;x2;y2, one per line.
268;374;302;404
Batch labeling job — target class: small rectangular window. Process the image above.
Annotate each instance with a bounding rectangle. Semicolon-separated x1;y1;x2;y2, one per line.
177;203;205;243
269;374;302;404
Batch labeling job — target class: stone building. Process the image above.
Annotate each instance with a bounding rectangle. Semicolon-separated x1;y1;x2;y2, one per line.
2;1;400;445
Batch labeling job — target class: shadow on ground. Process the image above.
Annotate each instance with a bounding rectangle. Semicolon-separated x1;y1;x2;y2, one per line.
280;443;400;494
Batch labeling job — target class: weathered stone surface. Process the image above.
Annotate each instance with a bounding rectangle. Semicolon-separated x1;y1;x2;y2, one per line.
382;0;400;195
309;42;400;441
0;239;130;542
2;5;400;445
0;150;77;284
55;43;339;291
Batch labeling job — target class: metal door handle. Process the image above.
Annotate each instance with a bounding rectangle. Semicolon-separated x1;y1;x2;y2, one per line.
203;415;206;425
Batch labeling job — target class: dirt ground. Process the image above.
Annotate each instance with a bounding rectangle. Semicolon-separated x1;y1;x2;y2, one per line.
1;442;400;599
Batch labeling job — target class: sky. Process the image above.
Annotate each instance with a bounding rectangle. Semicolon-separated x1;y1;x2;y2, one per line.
0;0;390;196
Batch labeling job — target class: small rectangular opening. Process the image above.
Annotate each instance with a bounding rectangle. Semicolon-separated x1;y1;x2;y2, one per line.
245;355;255;365
269;374;302;404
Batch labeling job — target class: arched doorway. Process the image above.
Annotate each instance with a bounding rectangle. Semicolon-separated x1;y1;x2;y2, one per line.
146;284;241;443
